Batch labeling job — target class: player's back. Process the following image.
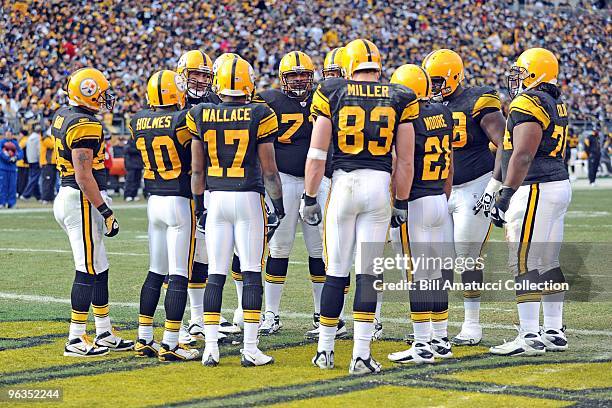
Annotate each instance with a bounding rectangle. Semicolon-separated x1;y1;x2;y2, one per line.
187;101;277;194
311;78;418;174
51;105;107;190
410;101;454;201
443;85;501;185
255;89;313;177
129;108;192;198
503;89;569;184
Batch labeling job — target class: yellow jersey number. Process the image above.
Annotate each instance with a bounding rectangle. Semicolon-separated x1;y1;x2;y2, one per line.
451;111;468;149
503;125;568;159
278;113;304;144
422;135;451;181
204;129;249;178
337;105;395;155
136;136;182;180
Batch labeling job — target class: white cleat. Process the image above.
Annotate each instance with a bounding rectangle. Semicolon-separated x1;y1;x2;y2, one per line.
451;323;482;346
388;342;435;364
233;308;244;329
219;315;241;334
372;319;383;341
202;346;220;367
158;343;199;362
259;311;282;335
240;348;274;367
188;319;205;340
94;330;134;351
349;355;382;375
64;335;109;357
312;350;334;369
490;329;546;356
540;327;568;352
430;337;453;359
179;324;196;346
305;319;347;340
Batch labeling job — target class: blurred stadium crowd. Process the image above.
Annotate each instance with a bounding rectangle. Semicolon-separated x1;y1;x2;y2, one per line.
1;0;610;133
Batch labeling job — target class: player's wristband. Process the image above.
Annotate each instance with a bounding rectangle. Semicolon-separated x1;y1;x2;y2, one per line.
97;203;113;219
193;194;205;216
302;193;317;206
394;198;409;210
497;187;516;212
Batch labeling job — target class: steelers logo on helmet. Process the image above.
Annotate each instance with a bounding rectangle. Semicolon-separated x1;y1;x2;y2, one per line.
175;73;187;93
79;78;98;97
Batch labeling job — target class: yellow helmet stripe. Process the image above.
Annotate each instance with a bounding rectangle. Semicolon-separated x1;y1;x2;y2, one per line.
157;71;165;106
294;51;301;66
230;57;238;90
361;40;372;62
417;65;429;97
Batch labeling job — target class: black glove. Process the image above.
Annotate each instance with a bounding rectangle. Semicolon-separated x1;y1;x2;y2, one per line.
97;203;119;237
193;194;206;234
490;187;515;228
271;197;285;220
300;193;322;226
266;209;281;240
390;198;408;228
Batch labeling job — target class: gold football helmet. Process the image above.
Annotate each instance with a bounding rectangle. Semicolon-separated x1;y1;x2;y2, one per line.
322;47;345;79
214;58;255;99
146;70;186;109
66;68;115;112
507;48;558;98
391;64;432;100
176;50;213;99
212;53;241;75
279;51;314;98
422;49;464;99
343;39;382;78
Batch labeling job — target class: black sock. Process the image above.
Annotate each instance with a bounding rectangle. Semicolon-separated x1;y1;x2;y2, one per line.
431;278;449;325
231;254;242;282
308;257;326;283
70;271;95;325
462;268;483;299
190;261;208;288
139;271;165;322
516;270;542;303
265;257;289;284
203;274;226;325
353;274;377;323
409;282;432;323
320;276;347;327
92;270;109;319
242;271;263;324
164;275;188;323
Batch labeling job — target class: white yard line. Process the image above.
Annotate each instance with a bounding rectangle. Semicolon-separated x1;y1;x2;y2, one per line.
0;291;610;337
0;204;148;214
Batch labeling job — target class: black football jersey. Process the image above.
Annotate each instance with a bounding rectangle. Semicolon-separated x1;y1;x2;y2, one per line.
253;89;313;177
409;102;454;201
51;106;107;190
311;78;419;174
129;108;192;197
186;92;222;109
502;90;569;184
187;102;278;194
442;85;501;185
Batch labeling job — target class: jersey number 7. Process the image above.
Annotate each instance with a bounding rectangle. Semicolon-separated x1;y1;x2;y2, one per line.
204;129;249;178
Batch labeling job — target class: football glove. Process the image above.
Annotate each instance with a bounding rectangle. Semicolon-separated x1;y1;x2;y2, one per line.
390;198;408;228
97;203;119;237
193;194;206;234
473;178;502;217
300;193;322;226
270;197;285;220
266;207;281;240
196;210;207;234
490;187;515;228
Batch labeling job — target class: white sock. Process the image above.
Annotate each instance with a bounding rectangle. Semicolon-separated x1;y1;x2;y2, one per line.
69;323;86;340
264;282;284;316
432;319;448;339
352;321;373;359
204;324;219;347
94;316;112;336
234;280;243;310
243;322;259;353
518;301;540;333
162;330;178;349
311;282;323;314
542;292;565;330
318;324;336;353
463;298;480;325
188;288;204;322
138;325;153;342
375;292;383;321
413;321;432;343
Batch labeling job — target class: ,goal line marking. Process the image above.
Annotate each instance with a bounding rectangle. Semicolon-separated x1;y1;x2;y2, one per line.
0;292;610;337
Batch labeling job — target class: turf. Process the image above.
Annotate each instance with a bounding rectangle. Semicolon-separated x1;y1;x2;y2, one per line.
0;187;610;407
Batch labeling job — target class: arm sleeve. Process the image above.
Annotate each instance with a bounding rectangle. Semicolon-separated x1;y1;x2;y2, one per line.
311;84;331;119
257;106;279;143
66;121;103;149
508;94;551;129
472;88;502;123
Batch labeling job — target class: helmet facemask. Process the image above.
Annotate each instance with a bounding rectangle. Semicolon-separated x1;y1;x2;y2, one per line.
430;76;447;102
506;65;530;99
96;88;116;112
281;70;314;98
322;66;343;80
185;69;213;99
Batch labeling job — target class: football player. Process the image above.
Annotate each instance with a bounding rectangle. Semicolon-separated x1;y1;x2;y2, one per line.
130;70;199;361
303;39;418;375
423;49;506;346
251;51;339;338
189;57;284;367
386;64;455;364
175;50;238;343
490;48;570;356
52;68;133;356
322;47;345;80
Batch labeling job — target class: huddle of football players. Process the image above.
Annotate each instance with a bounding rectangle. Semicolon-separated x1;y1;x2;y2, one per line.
52;33;570;374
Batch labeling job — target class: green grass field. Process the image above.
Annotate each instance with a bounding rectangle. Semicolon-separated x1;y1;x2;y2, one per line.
0;187;611;407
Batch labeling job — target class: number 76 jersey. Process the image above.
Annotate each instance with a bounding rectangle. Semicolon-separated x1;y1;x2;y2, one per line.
129;108;192;198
